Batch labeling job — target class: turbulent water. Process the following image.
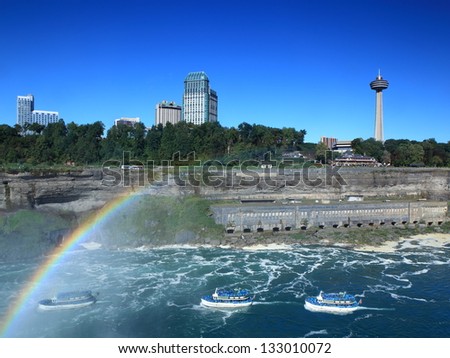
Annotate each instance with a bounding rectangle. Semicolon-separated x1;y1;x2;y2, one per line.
1;241;449;338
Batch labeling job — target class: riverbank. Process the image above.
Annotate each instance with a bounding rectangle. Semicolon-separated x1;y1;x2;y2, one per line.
1;195;448;260
354;233;450;253
191;223;450;252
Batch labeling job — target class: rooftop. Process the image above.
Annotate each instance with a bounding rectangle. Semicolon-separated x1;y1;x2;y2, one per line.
185;71;209;82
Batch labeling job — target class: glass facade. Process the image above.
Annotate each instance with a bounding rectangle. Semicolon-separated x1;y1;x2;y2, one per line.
183;72;218;125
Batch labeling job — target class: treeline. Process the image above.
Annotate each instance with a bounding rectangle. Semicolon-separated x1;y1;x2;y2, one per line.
0;120;307;166
2;120;448;168
350;137;450;167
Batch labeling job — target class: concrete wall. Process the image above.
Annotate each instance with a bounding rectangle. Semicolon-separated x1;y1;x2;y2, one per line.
211;201;448;233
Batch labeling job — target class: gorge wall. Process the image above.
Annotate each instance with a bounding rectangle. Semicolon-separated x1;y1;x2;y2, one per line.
197;167;450;202
0;169;126;214
0;167;449;216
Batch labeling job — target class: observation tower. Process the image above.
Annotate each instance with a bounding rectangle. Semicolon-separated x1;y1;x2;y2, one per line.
370;71;389;141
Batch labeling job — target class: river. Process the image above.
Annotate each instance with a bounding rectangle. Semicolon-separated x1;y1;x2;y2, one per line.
1;241;449;338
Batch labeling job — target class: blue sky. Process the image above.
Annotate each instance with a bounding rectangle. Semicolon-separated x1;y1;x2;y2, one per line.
1;0;449;143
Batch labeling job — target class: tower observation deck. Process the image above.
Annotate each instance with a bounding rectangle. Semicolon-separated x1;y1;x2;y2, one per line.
370;71;389;141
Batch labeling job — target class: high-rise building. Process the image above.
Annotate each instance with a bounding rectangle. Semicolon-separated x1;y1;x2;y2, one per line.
155;101;181;126
16;94;59;128
183;71;218;125
114;117;141;127
17;95;34;127
370;71;389;142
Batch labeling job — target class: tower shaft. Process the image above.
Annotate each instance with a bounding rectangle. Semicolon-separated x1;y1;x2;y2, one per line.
369;72;389;141
374;91;384;142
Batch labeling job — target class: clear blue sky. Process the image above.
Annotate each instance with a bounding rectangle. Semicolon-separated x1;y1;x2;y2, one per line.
1;0;449;143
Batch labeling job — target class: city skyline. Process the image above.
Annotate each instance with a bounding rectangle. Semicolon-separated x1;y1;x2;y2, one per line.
0;0;449;143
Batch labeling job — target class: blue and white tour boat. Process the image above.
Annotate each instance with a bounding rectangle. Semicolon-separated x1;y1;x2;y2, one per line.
38;290;98;310
304;291;361;314
201;288;254;308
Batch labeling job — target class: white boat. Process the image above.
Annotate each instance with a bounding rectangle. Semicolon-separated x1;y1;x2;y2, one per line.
80;242;102;250
304;291;361;314
201;288;254;308
38;290;98;310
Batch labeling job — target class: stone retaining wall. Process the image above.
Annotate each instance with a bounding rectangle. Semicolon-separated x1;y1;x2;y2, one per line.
211;201;448;233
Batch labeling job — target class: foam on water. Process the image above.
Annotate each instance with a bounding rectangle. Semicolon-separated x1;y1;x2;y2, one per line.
304;329;328;337
1;243;449;337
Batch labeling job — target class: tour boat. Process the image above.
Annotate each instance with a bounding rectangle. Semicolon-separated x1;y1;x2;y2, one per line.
304;291;361;314
201;288;254;308
38;290;98;310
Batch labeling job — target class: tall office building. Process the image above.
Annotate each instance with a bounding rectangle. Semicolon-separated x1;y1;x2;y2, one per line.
183;71;218;125
17;94;59;128
155;101;181;126
370;71;389;142
17;95;35;127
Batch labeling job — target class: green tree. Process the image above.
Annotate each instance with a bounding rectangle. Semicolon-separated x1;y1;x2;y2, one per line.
144;124;163;162
66;121;104;164
315;141;329;163
174;121;193;157
159;122;177;160
131;122;146;159
393;142;424;166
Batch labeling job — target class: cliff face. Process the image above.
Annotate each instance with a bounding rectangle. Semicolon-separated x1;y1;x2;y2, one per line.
0;170;128;214
198;167;450;202
0;168;449;216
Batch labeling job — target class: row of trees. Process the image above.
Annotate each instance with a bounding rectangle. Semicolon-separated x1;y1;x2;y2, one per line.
0;120;307;166
350;137;450;167
315;137;449;167
1;120;448;168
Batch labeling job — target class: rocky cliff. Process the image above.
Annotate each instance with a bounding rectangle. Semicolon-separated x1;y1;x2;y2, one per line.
0;169;127;214
1;167;449;216
198;167;450;202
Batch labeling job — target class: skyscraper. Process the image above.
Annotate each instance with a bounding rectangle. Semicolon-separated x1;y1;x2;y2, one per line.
17;94;34;127
370;71;389;141
183;71;218;125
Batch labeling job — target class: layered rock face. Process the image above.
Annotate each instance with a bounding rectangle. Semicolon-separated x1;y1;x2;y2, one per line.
0;170;127;213
198;167;450;202
0;168;449;215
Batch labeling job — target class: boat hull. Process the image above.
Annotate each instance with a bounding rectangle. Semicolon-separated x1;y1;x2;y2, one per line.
38;291;97;311
304;299;359;314
38;300;96;311
201;298;253;308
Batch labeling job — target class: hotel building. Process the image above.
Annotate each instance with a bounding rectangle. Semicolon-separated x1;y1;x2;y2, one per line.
155;101;181;126
17;94;59;128
31;110;59;126
183;71;218;125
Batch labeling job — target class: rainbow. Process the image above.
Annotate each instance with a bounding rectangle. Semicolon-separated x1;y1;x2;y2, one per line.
0;191;136;337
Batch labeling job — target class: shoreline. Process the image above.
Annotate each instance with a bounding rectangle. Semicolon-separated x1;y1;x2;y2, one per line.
354;233;450;253
1;202;448;260
97;228;450;254
191;224;450;253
